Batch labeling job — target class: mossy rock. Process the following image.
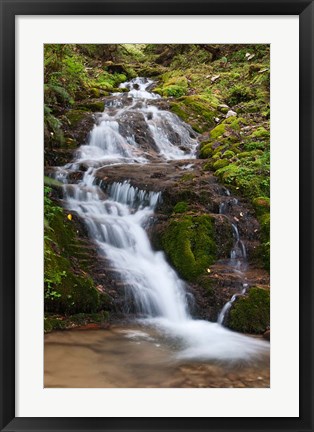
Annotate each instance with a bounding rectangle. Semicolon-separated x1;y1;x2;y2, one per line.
260;212;270;238
253;196;270;216
203;161;213;171
78;101;105;112
199;143;214;159
180;173;195;182
44;209;103;315
227;84;256;106
212;151;222;161
237;151;252;159
213;159;229;170
65;109;90;128
210;124;226;139
170;95;217;133
44;316;67;333
162;214;216;281
157;76;189;98
228;287;270;334
89;88;101;98
222;150;235;159
173;201;188;213
250;127;270;139
196;275;214;297
44;311;110;333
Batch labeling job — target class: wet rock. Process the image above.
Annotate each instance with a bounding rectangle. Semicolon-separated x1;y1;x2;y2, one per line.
263;329;270;341
118;111;159;153
226;110;237;118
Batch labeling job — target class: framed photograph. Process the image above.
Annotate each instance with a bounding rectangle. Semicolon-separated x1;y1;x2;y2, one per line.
1;1;313;431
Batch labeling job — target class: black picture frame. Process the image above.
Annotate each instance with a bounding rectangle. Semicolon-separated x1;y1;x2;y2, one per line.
1;1;313;431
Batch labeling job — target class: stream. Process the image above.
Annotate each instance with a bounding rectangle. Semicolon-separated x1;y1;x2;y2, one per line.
46;77;269;387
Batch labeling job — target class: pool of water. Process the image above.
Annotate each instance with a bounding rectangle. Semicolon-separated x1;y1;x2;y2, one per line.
44;325;270;388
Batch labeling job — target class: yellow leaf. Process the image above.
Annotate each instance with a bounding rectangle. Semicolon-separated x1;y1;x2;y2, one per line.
67;214;72;221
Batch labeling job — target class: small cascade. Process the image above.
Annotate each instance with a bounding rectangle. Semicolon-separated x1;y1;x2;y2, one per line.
217;189;250;325
119;77;160;99
53;77;268;362
217;283;249;325
230;223;247;261
76;77;197;165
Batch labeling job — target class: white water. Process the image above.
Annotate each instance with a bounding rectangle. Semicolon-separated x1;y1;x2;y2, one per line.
217;283;248;325
217;189;250;325
57;77;268;361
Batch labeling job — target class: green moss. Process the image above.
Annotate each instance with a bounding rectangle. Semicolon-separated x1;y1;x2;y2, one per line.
170;95;217;133
212;151;222;161
237;151;252;159
180;173;195;182
203;161;213;171
199;143;214;159
44;311;110;333
197;275;214;296
44;202;103;315
89;88;100;98
251;127;270;139
260;213;270;239
169;102;190;122
244;141;269;152
213;159;229;170
162;215;216;281
65;109;89;127
228;287;270;334
163;85;187;97
173;201;188;213
214;149;270;200
210;124;226;139
223;116;248;130
222;150;235;159
253;196;270;216
78;101;105;112
227;84;256;106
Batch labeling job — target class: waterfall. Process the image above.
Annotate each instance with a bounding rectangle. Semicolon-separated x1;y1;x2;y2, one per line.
55;77;268;361
217;283;249;325
217;189;250;325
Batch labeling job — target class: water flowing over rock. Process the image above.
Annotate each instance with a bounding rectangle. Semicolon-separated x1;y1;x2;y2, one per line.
52;77;269;362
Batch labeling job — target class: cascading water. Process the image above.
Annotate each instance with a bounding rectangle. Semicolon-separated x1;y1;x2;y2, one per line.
55;77;268;361
217;189;250;325
217;283;249;325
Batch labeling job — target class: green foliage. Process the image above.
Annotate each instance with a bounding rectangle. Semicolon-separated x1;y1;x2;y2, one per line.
259;212;270;270
162;215;216;281
44;190;102;315
44;105;64;146
173;201;188;213
227;84;255;106
163;85;187;97
44;186;62;223
155;75;188;97
228;287;270;334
